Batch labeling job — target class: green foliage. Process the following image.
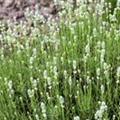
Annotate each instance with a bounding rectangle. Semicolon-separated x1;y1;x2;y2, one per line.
0;1;120;120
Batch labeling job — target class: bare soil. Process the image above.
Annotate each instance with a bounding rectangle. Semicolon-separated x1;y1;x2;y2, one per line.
0;0;57;23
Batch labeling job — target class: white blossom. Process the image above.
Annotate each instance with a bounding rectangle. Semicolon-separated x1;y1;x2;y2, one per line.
58;95;64;107
53;57;57;65
8;80;12;89
73;60;77;70
117;0;120;6
47;77;51;86
27;89;34;98
35;114;39;120
95;101;107;120
41;102;46;113
117;66;120;77
30;57;34;65
74;116;80;120
68;76;72;86
43;70;47;79
96;68;100;76
85;44;90;54
100;85;104;94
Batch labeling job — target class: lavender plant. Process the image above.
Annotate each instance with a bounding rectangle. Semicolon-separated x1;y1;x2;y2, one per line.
0;0;120;120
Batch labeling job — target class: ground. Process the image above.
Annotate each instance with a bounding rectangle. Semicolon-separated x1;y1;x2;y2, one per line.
0;0;56;22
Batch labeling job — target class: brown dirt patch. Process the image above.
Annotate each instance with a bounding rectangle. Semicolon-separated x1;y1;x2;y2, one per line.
0;0;57;23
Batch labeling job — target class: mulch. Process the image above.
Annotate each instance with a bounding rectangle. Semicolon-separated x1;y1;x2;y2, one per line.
0;0;58;23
